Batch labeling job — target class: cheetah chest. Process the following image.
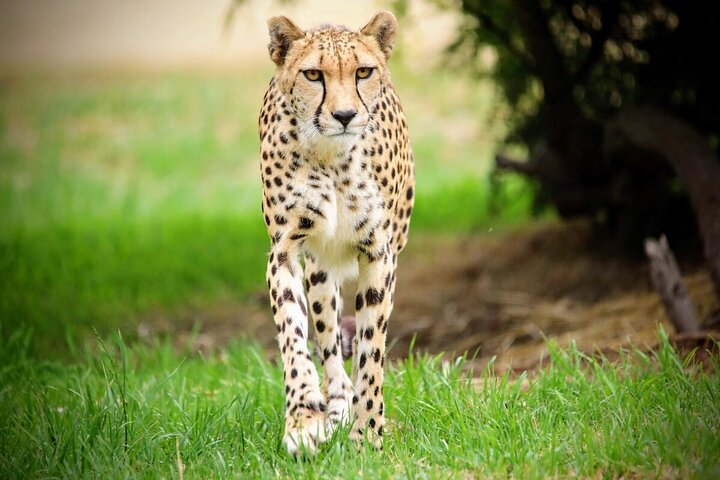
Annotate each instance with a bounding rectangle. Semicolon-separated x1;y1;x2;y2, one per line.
300;167;384;281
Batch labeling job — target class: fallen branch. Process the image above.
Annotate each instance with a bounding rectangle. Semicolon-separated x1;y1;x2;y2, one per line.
645;235;700;333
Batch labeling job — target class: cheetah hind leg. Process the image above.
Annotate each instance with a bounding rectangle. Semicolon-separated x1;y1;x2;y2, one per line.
340;315;356;361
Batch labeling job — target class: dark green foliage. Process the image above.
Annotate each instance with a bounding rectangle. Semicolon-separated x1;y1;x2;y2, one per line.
448;0;720;153
407;0;720;247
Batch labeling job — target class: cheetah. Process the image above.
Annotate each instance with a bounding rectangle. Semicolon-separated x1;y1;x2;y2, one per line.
259;11;414;455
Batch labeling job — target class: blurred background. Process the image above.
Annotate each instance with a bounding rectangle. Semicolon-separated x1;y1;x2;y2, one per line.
1;0;718;370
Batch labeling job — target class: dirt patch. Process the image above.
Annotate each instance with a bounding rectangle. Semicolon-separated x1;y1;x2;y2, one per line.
142;221;719;373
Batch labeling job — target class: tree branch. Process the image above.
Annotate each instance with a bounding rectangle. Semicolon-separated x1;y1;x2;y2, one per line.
495;153;540;176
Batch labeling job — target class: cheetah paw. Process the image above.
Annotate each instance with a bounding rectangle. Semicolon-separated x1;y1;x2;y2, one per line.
349;425;383;451
284;411;330;457
325;391;352;428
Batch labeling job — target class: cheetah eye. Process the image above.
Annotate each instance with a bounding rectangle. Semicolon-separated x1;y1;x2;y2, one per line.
303;69;322;82
356;67;374;80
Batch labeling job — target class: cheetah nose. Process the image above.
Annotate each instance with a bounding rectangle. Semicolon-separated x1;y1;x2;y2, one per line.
332;109;357;127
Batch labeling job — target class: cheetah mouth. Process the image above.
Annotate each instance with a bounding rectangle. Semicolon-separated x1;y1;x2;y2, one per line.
325;125;367;137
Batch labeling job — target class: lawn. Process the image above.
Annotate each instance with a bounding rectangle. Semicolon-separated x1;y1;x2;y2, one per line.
1;329;718;478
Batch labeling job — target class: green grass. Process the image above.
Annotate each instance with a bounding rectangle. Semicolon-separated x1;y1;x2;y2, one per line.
1;329;718;478
0;64;534;354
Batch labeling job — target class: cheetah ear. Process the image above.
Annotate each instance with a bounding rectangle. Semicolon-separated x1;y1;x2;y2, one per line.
361;11;397;60
267;16;305;66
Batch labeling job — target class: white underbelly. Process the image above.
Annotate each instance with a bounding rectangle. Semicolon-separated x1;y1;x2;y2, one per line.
303;236;358;282
302;203;362;283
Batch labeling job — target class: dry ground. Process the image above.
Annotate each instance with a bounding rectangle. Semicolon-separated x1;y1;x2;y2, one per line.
142;221;719;372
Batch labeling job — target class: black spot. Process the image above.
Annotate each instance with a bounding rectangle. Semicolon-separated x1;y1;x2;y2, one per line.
312;302;323;314
274;214;287;225
365;288;384;306
373;349;381;363
295;326;303;338
316;321;326;333
273;177;283;187
331;296;337;310
369;418;376;428
359;353;366;368
310;271;327;285
356;294;364;310
291;368;298;378
282;288;295;302
364;327;374;340
298;217;314;229
366;399;373;410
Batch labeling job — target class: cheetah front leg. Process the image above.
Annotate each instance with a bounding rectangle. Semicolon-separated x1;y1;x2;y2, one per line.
304;255;354;430
350;245;394;449
267;244;328;456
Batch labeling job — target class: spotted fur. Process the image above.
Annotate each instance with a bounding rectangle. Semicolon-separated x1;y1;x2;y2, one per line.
259;11;414;455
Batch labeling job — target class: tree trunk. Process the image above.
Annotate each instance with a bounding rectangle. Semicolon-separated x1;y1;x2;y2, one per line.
498;0;608;218
606;108;720;299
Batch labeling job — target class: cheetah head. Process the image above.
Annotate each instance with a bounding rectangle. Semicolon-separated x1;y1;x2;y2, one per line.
266;11;397;148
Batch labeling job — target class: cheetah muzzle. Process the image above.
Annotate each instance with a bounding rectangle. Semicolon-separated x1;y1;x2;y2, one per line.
259;10;414;456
